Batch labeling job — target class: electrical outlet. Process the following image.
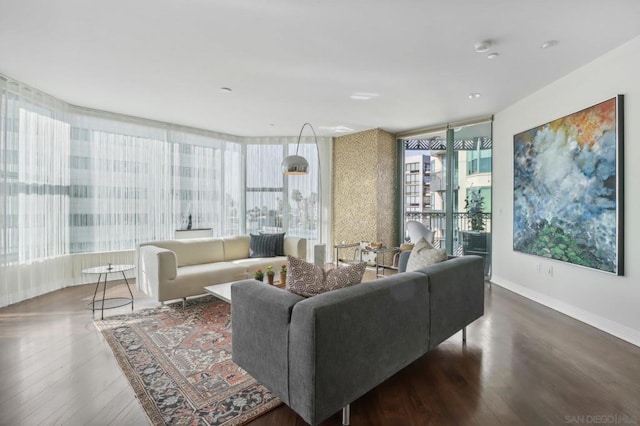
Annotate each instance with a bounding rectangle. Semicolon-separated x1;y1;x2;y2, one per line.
547;266;553;277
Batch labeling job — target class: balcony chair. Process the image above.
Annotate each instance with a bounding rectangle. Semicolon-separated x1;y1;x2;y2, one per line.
406;220;435;245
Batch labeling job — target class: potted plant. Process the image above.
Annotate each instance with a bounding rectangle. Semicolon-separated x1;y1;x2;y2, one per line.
280;264;287;286
464;188;485;232
461;188;490;277
266;265;275;285
254;269;264;282
462;190;487;250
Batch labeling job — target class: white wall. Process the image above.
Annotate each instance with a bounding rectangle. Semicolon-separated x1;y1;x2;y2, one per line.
492;36;640;346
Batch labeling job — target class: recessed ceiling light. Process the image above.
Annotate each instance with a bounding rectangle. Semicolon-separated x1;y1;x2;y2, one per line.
220;87;232;92
487;52;499;59
474;40;491;53
541;40;559;49
468;93;481;99
349;92;380;101
350;92;380;100
319;125;354;133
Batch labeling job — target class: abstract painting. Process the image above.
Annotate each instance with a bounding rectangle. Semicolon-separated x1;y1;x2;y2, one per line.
513;96;624;275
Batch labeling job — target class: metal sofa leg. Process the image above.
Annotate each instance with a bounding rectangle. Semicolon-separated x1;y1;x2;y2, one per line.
462;327;467;344
342;404;350;426
183;297;187;309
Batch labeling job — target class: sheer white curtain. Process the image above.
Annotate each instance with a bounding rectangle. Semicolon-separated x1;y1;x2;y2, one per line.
71;113;171;250
1;78;73;305
245;141;285;234
222;143;243;235
168;129;243;237
0;75;331;308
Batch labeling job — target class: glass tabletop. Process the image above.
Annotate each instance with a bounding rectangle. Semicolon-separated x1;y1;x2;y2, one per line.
82;264;135;274
362;246;399;253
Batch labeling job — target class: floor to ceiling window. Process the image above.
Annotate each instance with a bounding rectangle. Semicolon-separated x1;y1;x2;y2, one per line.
399;120;492;277
245;143;285;234
17;107;71;263
244;139;322;256
0;75;330;307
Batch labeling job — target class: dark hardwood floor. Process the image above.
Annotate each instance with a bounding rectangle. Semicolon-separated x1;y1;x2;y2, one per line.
1;277;639;425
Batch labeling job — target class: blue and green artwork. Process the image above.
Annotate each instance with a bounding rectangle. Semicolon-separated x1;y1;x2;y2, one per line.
513;97;623;275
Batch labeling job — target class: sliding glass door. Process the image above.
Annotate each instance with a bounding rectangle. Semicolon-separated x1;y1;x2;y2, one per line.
403;129;448;249
400;121;492;278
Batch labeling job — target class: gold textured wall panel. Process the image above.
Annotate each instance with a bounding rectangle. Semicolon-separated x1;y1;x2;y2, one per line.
333;129;398;252
376;130;399;248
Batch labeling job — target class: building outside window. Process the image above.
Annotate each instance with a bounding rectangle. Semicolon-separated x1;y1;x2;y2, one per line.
404;154;431;214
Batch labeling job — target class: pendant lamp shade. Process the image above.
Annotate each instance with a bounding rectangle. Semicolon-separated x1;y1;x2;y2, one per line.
281;122;318;176
281;154;309;175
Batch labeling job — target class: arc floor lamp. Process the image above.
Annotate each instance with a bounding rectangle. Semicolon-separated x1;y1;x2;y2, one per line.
282;123;325;267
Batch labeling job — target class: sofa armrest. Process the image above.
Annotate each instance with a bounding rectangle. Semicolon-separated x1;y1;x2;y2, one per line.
284;236;307;259
421;255;485;348
398;250;411;273
231;280;304;405
136;245;177;300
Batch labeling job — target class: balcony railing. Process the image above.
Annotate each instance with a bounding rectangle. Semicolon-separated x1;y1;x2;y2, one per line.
404;211;492;256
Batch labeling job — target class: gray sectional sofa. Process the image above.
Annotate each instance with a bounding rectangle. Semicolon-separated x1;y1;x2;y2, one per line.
231;255;485;425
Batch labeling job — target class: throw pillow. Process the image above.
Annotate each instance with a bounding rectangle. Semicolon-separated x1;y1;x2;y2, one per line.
406;237;447;272
259;231;285;256
286;255;366;297
399;243;414;252
249;233;277;258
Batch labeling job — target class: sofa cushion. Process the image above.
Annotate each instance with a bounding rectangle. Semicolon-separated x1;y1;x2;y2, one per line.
249;233;278;258
260;232;286;256
149;238;225;267
223;235;251;260
167;262;248;297
406;237;447;272
399;243;414;252
286;255;366;297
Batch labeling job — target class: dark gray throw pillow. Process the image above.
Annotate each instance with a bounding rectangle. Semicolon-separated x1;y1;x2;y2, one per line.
259;232;286;256
249;233;277;258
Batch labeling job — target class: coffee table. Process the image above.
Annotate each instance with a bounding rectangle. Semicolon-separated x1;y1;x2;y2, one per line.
205;279;284;303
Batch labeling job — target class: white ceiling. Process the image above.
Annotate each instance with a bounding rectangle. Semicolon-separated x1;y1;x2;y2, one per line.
1;0;639;137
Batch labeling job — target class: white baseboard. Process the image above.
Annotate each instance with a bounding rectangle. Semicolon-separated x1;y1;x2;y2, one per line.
490;276;640;348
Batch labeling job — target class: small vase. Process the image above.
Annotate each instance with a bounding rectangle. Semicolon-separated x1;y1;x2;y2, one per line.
280;272;287;286
255;276;263;282
267;274;275;285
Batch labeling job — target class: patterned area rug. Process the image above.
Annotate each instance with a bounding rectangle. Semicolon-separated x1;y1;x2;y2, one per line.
96;296;281;425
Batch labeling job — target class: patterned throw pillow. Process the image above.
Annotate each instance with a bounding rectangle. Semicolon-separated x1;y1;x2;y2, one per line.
286;255;366;297
249;233;277;258
406;237;447;272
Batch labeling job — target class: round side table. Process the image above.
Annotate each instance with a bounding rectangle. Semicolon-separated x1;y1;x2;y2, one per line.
82;264;135;320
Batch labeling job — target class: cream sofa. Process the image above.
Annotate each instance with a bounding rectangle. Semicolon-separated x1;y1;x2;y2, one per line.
136;235;306;304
